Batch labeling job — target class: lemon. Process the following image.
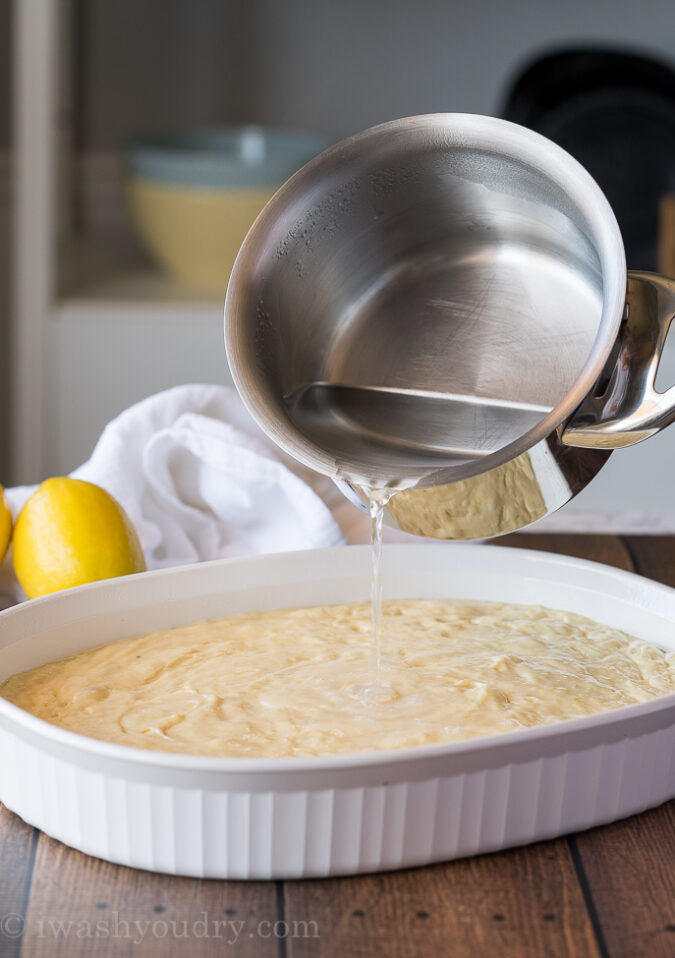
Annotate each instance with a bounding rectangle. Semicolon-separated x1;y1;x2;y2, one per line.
13;478;146;599
0;485;12;563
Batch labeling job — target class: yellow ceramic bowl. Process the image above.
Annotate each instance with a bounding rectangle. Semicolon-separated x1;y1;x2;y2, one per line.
126;180;276;295
125;127;328;295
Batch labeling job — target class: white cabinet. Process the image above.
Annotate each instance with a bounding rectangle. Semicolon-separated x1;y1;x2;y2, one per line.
47;303;227;475
11;0;231;484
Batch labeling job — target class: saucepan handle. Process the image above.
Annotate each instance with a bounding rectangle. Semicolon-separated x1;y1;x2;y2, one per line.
561;270;675;449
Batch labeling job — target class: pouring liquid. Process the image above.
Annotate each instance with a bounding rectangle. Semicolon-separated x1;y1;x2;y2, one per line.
368;487;393;679
343;486;396;705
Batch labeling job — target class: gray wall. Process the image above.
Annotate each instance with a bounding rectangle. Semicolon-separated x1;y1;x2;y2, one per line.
78;0;675;149
0;0;9;485
3;0;675;486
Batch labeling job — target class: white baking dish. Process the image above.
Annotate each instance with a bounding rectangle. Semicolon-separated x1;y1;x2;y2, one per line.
0;543;674;879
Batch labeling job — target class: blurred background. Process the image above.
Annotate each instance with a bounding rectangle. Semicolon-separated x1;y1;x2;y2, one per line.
2;0;675;528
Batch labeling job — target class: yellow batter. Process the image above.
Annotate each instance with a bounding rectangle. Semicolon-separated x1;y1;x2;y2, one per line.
2;599;674;758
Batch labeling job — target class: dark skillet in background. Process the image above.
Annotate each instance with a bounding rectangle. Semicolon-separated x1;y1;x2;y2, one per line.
502;48;675;271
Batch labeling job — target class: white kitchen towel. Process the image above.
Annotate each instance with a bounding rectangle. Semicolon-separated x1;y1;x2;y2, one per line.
5;384;346;572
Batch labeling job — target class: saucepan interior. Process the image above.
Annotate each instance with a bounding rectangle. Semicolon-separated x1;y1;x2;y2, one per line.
225;113;627;485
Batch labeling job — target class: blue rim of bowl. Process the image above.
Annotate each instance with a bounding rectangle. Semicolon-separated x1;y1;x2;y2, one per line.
125;125;330;189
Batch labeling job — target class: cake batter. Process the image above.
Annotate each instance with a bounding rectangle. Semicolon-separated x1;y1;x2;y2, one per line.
2;598;674;758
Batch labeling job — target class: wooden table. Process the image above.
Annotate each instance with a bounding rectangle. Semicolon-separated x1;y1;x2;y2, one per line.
1;534;674;958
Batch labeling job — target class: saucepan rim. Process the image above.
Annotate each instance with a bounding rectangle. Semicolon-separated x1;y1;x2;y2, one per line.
224;112;627;483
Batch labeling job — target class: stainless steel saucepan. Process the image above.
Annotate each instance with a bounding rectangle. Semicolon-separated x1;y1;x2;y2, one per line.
224;114;675;539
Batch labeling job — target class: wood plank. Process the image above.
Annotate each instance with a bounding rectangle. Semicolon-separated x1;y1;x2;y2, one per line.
570;534;675;958
20;834;279;957
284;839;601;958
0;803;38;957
623;535;675;588
497;533;633;572
570;807;675;958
